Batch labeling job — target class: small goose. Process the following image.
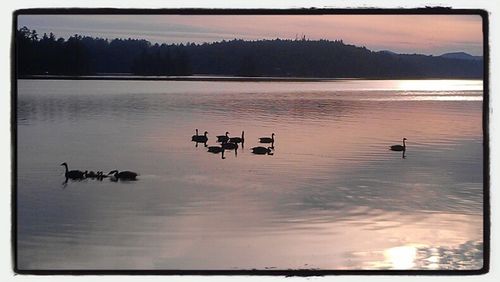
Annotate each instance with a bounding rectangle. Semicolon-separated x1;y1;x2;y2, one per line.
229;131;244;143
390;138;407;151
96;171;108;177
207;145;224;153
222;142;238;150
84;170;97;178
217;132;230;143
251;146;274;155
96;171;109;180
60;162;85;179
108;170;139;180
192;131;208;143
259;133;275;143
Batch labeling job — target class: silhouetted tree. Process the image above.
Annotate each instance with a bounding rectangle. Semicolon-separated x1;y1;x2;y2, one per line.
16;27;483;78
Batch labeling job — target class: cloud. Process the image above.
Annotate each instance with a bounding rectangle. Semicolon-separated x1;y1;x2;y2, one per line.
17;14;483;55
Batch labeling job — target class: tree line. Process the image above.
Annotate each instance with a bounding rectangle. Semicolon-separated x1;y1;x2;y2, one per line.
16;27;483;78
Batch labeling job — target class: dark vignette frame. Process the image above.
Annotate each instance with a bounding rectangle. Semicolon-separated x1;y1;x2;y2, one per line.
11;7;490;276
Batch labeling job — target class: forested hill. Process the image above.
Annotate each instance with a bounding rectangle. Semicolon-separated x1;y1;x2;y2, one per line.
16;27;483;78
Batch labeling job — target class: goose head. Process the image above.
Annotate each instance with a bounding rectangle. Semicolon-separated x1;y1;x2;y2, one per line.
60;162;67;166
108;170;118;175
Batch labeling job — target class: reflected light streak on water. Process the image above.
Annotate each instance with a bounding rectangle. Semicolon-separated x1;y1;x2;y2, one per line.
384;245;418;269
395;79;482;92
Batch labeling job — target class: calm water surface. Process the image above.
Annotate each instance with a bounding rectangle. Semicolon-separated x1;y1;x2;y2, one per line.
17;79;483;270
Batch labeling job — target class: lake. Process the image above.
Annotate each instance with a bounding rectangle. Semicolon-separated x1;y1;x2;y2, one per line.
16;78;484;270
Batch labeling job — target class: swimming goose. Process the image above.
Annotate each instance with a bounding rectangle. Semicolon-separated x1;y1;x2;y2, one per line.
229;131;244;143
222;142;238;150
60;162;85;179
108;170;139;180
390;138;407;151
259;133;275;143
217;132;230;143
207;145;224;153
192;131;208;143
251;146;274;155
84;170;97;178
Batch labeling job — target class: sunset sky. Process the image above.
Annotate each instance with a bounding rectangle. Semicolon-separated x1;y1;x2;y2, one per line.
18;14;483;56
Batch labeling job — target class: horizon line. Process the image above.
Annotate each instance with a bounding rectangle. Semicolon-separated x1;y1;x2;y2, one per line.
16;26;483;57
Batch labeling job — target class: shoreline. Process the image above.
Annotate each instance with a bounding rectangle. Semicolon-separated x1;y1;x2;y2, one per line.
17;75;482;82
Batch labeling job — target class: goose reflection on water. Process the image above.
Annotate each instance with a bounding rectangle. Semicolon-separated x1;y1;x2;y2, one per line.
194;140;207;148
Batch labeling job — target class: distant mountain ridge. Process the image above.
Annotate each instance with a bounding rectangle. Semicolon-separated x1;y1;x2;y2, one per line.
378;50;398;55
380;50;483;61
440;52;483;61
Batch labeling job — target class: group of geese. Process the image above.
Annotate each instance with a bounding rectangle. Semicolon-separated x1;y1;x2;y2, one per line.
60;162;139;182
191;129;275;158
60;137;407;182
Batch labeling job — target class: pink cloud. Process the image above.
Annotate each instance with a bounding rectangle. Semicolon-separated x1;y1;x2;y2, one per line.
19;14;483;55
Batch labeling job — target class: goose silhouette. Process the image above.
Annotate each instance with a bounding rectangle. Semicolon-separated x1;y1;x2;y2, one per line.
60;162;85;179
207;145;226;159
84;170;97;178
390;138;407;151
96;171;109;180
251;146;273;155
222;142;238;150
207;145;224;153
217;132;230;143
259;133;275;143
192;130;208;143
229;131;244;144
108;170;139;180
